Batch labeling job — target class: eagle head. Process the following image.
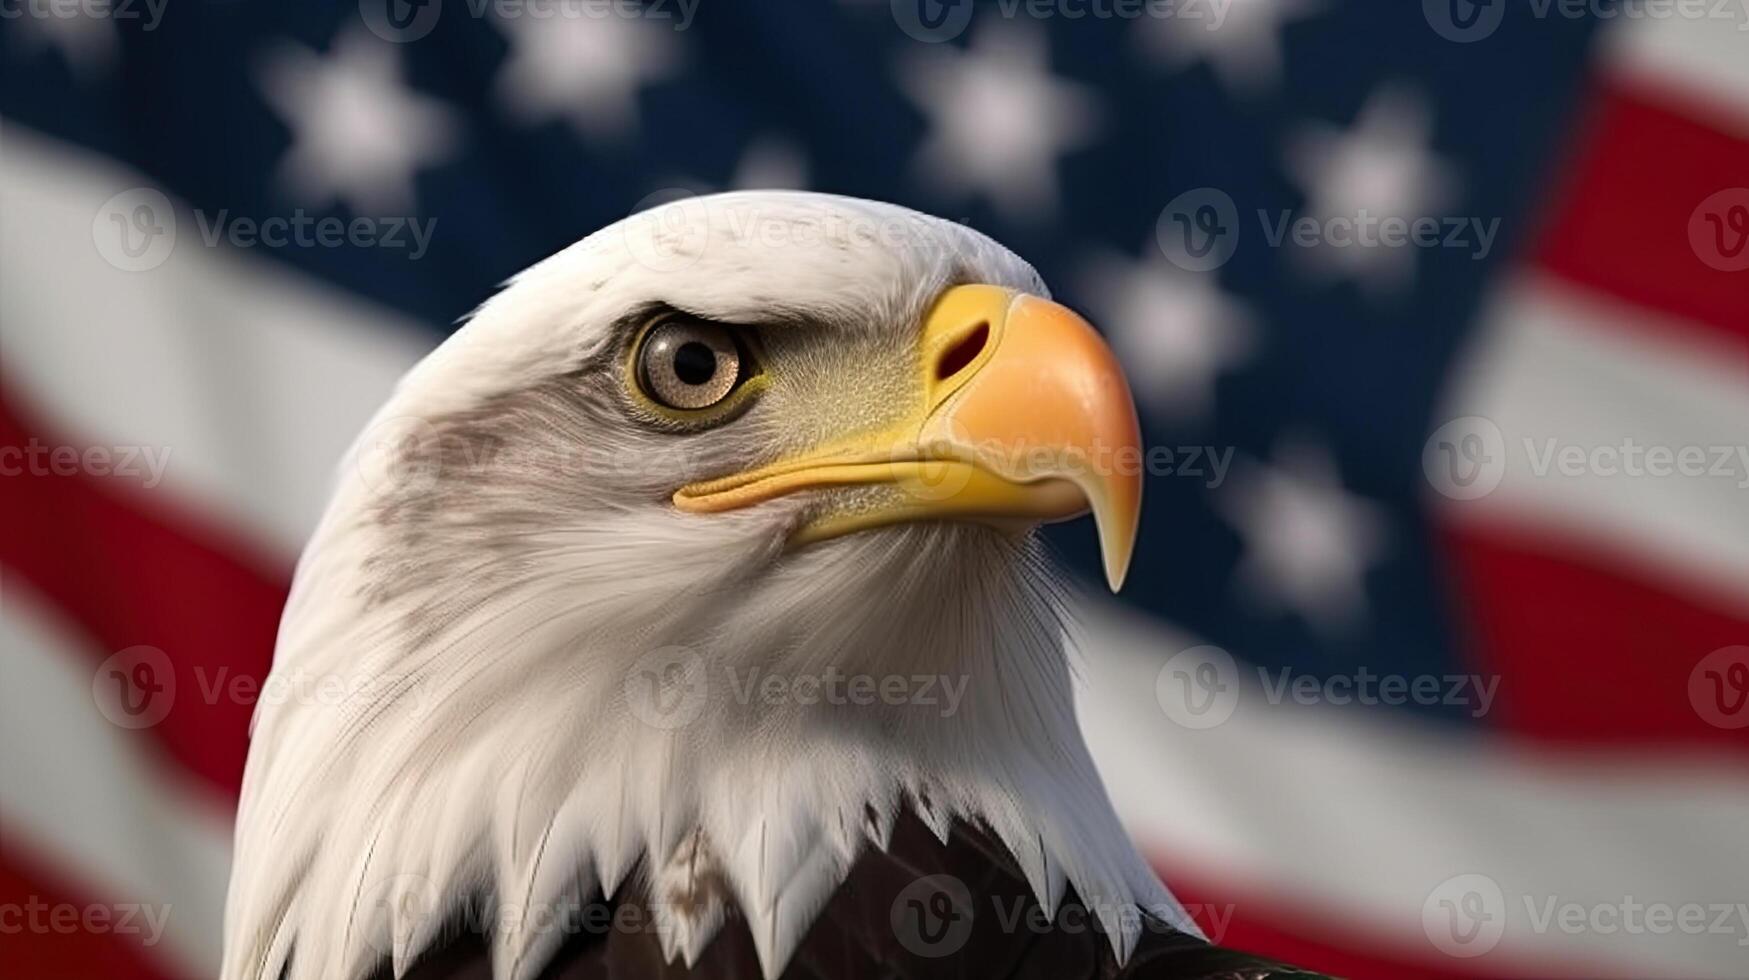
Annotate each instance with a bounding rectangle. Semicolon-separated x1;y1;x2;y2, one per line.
223;191;1191;980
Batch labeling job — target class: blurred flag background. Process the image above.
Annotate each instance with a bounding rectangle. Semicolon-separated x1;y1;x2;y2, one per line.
3;1;1747;977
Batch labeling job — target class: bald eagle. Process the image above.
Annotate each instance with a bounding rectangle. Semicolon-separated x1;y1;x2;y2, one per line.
222;192;1317;980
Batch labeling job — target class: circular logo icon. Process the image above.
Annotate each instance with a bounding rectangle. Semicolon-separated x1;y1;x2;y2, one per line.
360;0;441;43
1422;873;1505;958
1689;646;1749;730
353;415;443;498
896;417;979;505
890;874;974;957
93;188;176;272
890;0;974;43
358;872;440;959
623;646;708;730
1423;416;1506;501
92;645;175;729
1423;0;1506;43
623;189;712;274
1689;188;1749;273
1155;645;1239;730
1156;188;1240;272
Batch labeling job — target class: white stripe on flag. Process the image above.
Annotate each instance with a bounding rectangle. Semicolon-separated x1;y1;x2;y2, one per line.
0;125;433;559
1601;7;1749;133
0;574;232;978
1435;274;1749;616
1074;600;1749;978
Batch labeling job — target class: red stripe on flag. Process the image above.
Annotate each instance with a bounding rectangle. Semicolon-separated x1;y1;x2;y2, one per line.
0;382;288;802
1439;520;1749;748
1155;858;1581;980
0;846;185;980
1529;79;1749;348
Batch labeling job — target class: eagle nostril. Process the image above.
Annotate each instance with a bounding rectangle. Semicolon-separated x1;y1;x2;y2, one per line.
934;322;989;383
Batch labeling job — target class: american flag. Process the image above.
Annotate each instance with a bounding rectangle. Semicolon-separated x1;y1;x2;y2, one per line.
3;1;1747;977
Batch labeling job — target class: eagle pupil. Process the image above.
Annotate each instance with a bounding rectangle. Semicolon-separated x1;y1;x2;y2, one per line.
672;342;718;386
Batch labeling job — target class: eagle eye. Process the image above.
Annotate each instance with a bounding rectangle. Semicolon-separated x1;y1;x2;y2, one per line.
635;317;749;412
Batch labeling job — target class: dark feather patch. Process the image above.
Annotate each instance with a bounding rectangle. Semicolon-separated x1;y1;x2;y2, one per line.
375;811;1327;980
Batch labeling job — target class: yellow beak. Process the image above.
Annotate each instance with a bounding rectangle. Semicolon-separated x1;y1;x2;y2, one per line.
672;285;1144;591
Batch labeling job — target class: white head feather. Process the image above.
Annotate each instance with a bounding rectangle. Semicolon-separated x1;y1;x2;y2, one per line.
221;191;1195;980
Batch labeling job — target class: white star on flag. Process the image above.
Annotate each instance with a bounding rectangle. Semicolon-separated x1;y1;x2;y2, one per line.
1078;248;1257;423
1219;438;1388;633
10;7;118;80
898;17;1102;221
1285;83;1459;297
256;28;461;214
731;135;810;191
1136;0;1321;96
494;14;683;143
